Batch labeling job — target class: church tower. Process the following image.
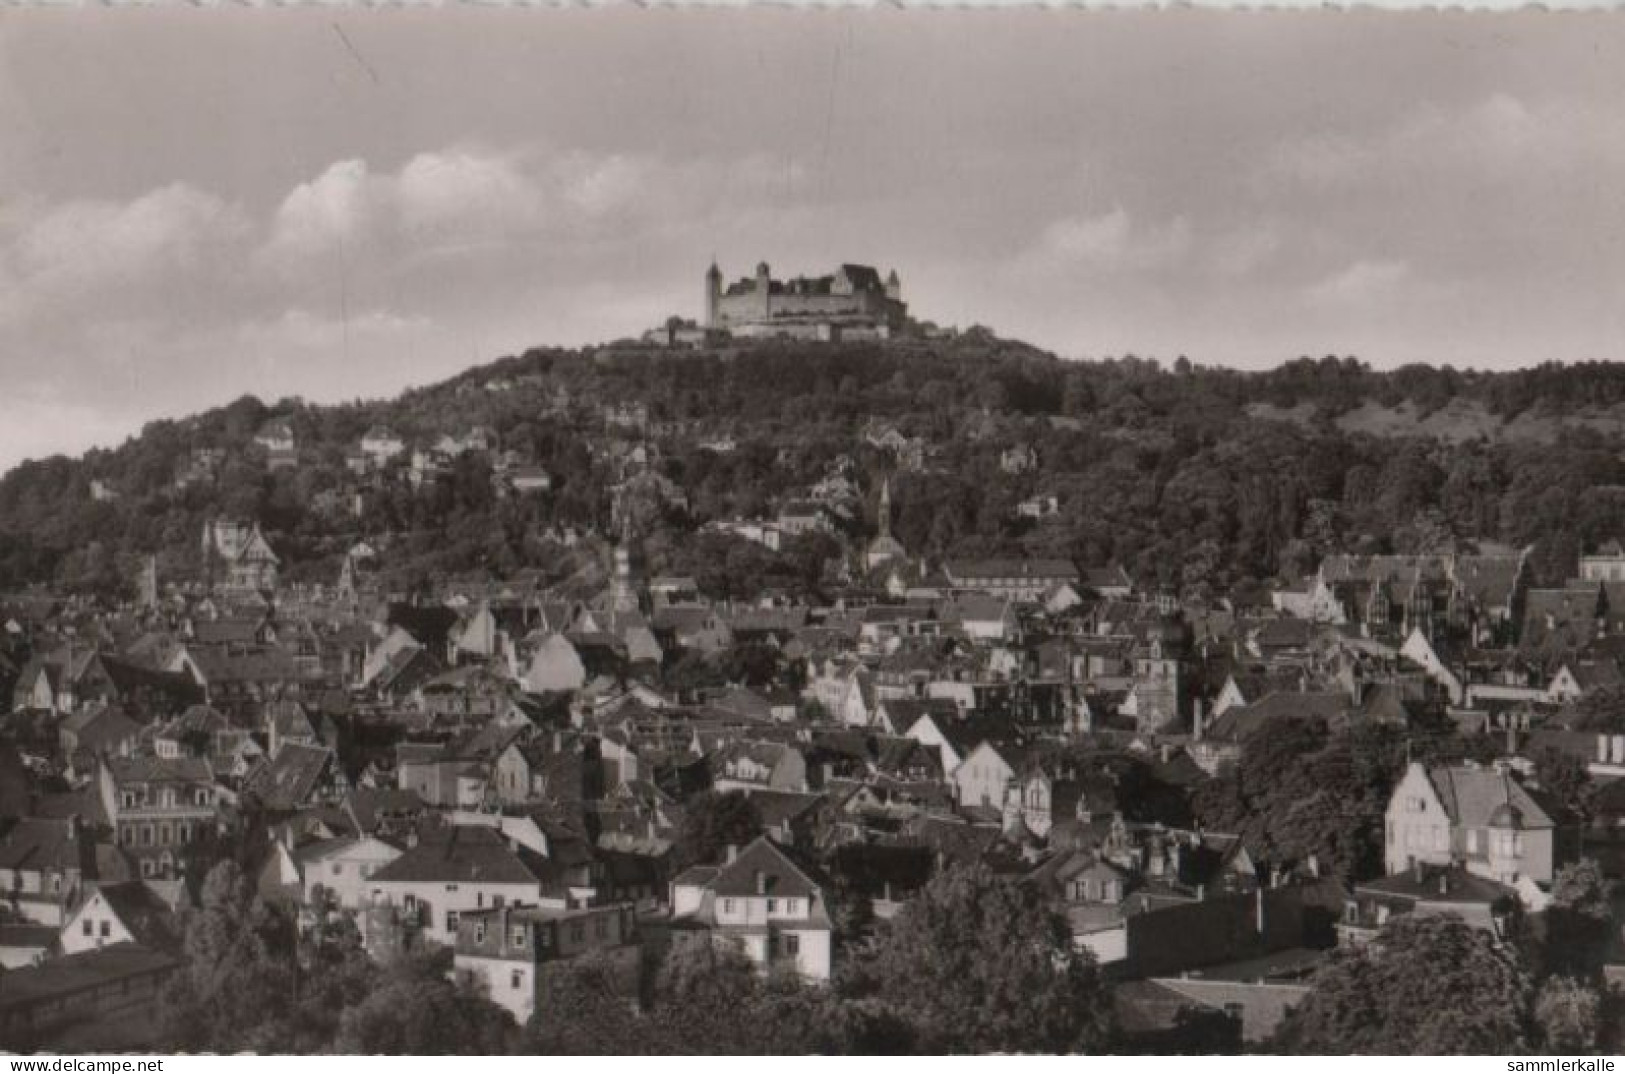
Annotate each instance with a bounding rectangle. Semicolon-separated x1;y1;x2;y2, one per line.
885;269;902;301
608;490;644;615
705;261;722;329
865;477;907;570
138;555;158;611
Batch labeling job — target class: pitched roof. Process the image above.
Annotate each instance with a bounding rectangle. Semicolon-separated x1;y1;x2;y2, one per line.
0;943;178;1009
243;743;336;812
1202;690;1353;744
710;836;822;900
369;824;561;887
90;880;182;952
1425;764;1557;830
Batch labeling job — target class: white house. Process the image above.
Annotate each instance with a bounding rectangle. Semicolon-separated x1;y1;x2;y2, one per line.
298;835;405;911
668;837;833;982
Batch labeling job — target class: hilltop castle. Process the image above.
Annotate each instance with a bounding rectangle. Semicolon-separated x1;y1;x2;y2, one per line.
705;261;909;341
638;260;923;347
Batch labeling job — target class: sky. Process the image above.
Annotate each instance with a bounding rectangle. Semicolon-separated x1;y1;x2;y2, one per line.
0;8;1622;470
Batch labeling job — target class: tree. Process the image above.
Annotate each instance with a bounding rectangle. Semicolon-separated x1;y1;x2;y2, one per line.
858;864;1111;1053
158;860;295;1052
332;952;516;1054
644;942;768;1054
1274;915;1532;1054
1535;977;1602;1052
674;791;763;869
1532;746;1595;822
524;952;644;1054
1541;859;1614;981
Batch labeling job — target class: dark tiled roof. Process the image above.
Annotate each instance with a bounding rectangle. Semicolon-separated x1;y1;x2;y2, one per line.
370;825;559;886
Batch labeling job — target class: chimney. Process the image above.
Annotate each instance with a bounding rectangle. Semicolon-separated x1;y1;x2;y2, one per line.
1191;699;1204;742
1438;872;1450;896
1614;735;1625;766
754;870;766;895
725;844;738;864
1412;857;1424;885
1600;734;1611;765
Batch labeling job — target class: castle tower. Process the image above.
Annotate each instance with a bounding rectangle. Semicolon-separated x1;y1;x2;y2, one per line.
705;261;722;329
754;261;772;320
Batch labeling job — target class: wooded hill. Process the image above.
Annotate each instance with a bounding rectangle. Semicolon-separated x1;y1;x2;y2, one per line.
5;335;1625;602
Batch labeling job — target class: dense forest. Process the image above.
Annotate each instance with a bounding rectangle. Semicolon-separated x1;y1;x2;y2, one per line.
6;337;1625;601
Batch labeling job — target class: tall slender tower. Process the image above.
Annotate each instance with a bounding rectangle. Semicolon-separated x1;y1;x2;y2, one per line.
705;261;722;329
138;555;158;610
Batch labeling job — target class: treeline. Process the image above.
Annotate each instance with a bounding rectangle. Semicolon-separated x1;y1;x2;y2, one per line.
6;341;1625;599
134;859;1115;1056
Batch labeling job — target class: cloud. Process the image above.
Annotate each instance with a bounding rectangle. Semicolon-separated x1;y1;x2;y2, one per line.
1262;93;1625;193
1305;259;1412;307
1027;207;1192;274
396;150;547;240
264;159;377;267
0;184;250;328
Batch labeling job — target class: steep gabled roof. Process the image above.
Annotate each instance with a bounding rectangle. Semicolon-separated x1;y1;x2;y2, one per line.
710;836;822;900
1425;764;1557;830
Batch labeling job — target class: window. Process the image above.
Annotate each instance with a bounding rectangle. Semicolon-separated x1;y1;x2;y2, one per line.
446;910;459;933
513;928;526;948
767;898;777;913
722;898;736;915
510;969;524;990
82;919;93;936
784;934;800;956
570;924;584;943
474;922;485;944
99;921;110;938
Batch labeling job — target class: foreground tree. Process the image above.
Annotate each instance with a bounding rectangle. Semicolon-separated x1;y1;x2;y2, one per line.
524;952;646;1054
858;864;1112;1053
332;951;516;1054
1274;915;1532;1053
673;791;763;869
157;860;295;1051
1540;859;1615;981
1535;976;1603;1052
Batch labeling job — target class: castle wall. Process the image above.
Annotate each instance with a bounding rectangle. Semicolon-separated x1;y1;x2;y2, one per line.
715;290;902;328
